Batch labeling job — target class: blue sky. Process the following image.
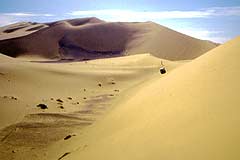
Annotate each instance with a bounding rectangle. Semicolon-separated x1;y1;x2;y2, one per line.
0;0;240;43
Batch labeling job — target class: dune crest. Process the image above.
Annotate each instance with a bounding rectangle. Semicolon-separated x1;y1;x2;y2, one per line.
0;17;217;61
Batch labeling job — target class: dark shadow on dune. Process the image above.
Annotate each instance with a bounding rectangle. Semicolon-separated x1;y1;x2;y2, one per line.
0;39;26;57
58;36;124;61
3;26;27;33
26;25;45;31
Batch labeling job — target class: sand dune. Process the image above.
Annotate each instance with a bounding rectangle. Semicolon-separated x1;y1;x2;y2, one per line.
0;22;49;40
0;53;185;159
0;17;237;160
0;17;217;60
58;37;240;160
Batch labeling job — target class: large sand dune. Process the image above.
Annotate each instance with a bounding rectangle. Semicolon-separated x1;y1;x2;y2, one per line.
0;52;185;159
0;17;238;160
0;17;217;60
57;36;240;160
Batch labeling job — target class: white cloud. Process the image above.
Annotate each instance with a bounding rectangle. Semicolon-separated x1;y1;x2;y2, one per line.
68;6;240;21
68;9;212;21
208;6;240;16
0;15;17;26
3;13;54;17
0;12;55;26
171;27;230;43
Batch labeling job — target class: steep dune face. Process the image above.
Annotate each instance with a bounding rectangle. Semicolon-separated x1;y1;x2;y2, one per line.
0;18;217;60
64;37;240;160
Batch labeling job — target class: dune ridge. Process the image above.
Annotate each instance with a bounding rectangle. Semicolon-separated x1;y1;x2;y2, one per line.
0;17;218;61
60;36;240;160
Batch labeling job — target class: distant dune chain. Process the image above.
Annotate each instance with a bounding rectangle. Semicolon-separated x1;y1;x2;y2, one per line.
0;17;218;61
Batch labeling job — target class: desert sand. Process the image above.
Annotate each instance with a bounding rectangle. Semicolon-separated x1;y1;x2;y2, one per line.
0;52;185;159
0;17;239;160
61;36;240;160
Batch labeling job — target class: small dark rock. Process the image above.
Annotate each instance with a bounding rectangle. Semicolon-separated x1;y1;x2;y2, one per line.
64;135;72;140
98;83;102;87
58;152;71;160
67;97;72;100
11;96;17;100
83;97;87;100
64;134;76;140
160;67;167;74
59;106;64;109
56;99;63;103
37;104;48;109
114;89;119;92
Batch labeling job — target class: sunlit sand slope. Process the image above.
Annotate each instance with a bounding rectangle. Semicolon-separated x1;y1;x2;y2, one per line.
65;37;240;160
0;53;185;160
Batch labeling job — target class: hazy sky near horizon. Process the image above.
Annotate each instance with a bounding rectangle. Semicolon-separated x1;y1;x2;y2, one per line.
0;0;240;43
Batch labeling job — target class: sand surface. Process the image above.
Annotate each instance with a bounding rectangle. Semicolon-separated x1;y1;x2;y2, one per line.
0;53;185;160
60;36;240;160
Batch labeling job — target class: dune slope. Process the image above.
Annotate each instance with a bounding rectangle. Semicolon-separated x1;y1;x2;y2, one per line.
64;37;240;160
0;18;217;60
0;53;185;160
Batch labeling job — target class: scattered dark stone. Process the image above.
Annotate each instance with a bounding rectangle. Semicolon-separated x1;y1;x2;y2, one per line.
160;67;167;74
11;96;17;100
83;89;86;92
59;106;64;109
58;152;71;160
1;96;17;100
76;102;79;104
67;97;72;100
83;97;87;100
12;150;16;153
110;82;116;85
109;94;114;97
56;99;63;103
36;104;48;109
64;134;76;140
64;135;72;140
98;83;102;87
50;98;54;100
114;89;119;92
